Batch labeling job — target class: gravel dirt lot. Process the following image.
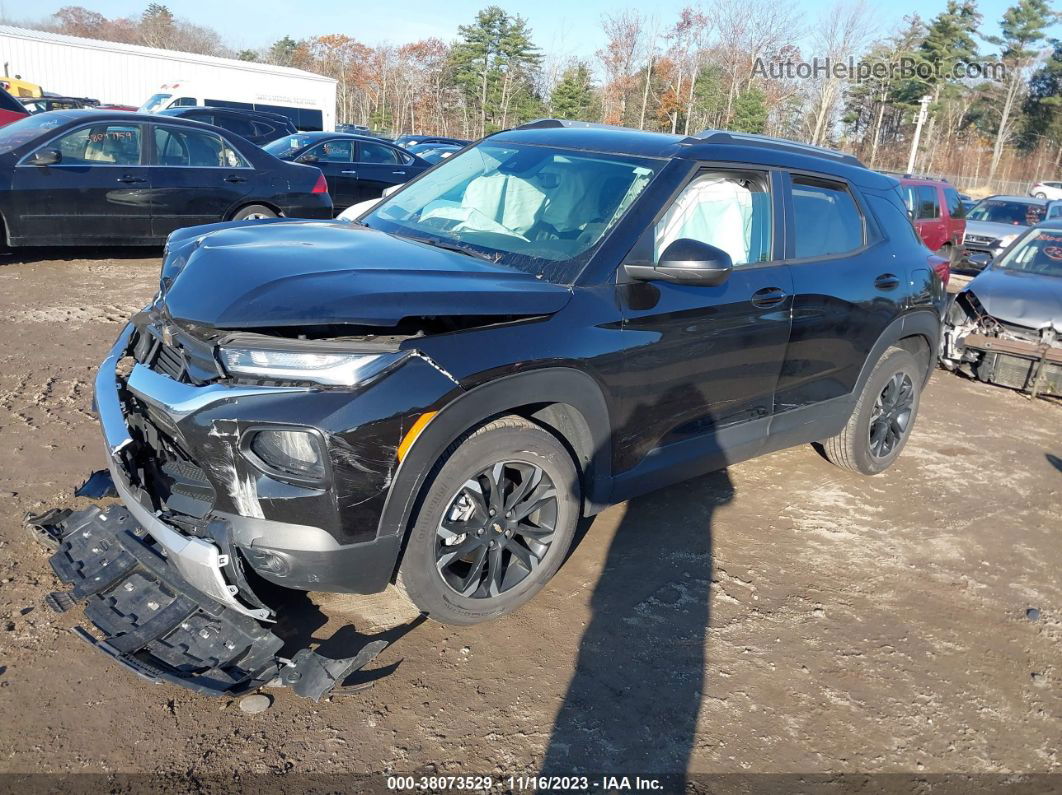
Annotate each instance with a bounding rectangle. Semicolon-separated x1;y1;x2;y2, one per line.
0;250;1060;782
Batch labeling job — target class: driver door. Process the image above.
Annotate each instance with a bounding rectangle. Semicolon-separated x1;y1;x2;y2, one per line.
614;167;793;474
11;121;153;244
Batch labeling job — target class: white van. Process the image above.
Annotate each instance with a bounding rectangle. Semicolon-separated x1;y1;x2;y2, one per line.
141;79;334;132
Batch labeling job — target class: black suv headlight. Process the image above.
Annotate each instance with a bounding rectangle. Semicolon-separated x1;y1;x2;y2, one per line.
218;346;407;386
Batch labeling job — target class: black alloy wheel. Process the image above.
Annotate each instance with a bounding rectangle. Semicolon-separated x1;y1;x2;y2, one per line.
868;372;915;459
435;461;558;598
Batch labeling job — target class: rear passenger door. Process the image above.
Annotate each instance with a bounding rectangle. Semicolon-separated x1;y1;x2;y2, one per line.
913;185;945;251
353;140;414;201
942;186;965;247
298;139;357;210
774;173;904;414
148;124;255;236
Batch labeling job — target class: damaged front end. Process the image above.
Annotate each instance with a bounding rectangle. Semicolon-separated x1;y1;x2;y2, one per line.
31;308;458;698
941;290;1062;398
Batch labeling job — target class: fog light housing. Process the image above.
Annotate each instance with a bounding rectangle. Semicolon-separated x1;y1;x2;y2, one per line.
245;428;327;484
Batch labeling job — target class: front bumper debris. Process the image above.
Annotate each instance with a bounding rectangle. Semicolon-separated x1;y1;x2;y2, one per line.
32;504;389;699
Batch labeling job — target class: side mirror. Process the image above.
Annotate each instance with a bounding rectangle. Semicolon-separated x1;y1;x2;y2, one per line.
296;153;318;164
27;148;61;166
625;238;733;286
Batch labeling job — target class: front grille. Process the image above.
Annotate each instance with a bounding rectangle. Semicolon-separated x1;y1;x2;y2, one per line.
153;340;188;381
131;323;220;385
964;234;997;247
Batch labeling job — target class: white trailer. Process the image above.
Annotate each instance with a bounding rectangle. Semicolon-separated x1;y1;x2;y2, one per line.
0;25;337;130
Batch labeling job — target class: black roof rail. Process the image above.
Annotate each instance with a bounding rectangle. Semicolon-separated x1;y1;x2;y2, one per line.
686;129;865;168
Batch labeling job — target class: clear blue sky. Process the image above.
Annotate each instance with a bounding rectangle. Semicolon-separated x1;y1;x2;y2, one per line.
1;0;1056;60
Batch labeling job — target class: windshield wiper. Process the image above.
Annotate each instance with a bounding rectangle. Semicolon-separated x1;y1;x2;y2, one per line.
404;234;497;262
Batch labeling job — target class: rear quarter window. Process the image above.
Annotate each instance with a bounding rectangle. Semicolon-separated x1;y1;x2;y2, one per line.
866;191;924;248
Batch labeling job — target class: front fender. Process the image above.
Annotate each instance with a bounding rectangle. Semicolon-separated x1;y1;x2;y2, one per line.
375;366;614;546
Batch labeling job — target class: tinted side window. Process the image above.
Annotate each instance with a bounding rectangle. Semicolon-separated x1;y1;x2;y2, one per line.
358;141;401;164
655;170;773;266
791;177;864;258
299;109;324;131
252;121;277;139
216;114;255;138
944;187;964;218
170;97;197;107
207;98;253;110
154;126;249;168
306;140;353;162
51;124;143;165
915;186;939;219
867;191;924;247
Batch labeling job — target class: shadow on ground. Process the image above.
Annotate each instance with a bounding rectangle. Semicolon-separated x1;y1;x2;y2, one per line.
0;246;160;265
543;468;734;778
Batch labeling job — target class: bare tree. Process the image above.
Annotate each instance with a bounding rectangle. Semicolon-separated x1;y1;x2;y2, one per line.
806;0;875;146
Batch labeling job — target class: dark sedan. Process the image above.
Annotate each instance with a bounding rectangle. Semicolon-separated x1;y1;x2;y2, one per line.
263;132;430;212
157;106;297;146
0;110;332;247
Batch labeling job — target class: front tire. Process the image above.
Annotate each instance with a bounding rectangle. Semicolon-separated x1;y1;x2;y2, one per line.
1033;192;1047;199
232;204;277;221
822;347;922;475
397;416;580;625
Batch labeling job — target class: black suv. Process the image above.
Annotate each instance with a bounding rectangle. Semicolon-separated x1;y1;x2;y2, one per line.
46;121;944;692
157;106;297;146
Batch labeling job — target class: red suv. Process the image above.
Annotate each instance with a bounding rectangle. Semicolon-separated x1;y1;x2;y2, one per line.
899;177;966;264
0;85;28;128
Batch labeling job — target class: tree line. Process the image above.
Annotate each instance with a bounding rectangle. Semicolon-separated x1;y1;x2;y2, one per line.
35;1;1062;187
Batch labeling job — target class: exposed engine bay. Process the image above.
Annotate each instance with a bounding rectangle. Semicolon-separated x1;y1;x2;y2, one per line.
941;290;1062;398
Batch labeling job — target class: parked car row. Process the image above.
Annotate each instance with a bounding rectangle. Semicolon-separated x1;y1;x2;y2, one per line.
0;110;332;246
262;131;431;212
891;170;1062;275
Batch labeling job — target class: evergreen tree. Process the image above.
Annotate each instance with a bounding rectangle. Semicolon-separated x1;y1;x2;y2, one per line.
1020;39;1062;151
449;6;542;136
550;62;594;120
984;0;1059;178
730;88;768;133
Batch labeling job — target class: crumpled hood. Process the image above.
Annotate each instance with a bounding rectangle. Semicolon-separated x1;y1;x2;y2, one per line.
964;219;1027;242
964;266;1062;330
160;220;572;329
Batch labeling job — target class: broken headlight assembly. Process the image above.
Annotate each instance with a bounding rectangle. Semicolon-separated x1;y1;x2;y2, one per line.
218;346;408;386
243;427;328;483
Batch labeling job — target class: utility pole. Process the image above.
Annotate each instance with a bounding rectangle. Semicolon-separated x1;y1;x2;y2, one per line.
906;95;931;175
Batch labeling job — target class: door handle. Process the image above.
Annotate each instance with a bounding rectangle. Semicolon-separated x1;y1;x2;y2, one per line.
116;175;145;184
874;273;900;290
341;170;358;175
224;175;246;183
392;170;406;175
750;286;787;308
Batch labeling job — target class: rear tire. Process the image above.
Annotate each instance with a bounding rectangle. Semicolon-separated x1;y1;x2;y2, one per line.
822;347;922;475
396;415;580;625
232;204;277;221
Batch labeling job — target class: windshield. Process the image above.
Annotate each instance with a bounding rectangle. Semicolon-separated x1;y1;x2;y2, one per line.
0;112;74;154
968;199;1045;226
140;93;172;113
361;142;661;283
263;134;319;159
996;228;1062;278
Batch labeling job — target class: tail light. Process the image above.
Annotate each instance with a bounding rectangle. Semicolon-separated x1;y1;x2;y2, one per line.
928;253;950;286
312;173;328;194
